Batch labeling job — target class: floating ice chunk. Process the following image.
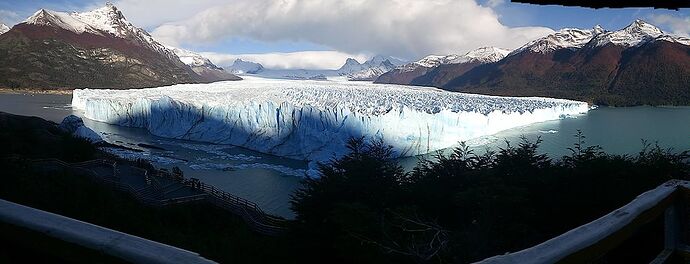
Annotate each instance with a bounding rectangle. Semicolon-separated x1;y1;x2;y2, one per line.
59;115;103;143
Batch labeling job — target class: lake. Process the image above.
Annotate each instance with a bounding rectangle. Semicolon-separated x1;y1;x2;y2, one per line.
1;92;689;218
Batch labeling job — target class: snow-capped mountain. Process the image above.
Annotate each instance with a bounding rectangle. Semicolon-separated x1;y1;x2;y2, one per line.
511;20;686;54
337;55;405;75
377;20;690;106
347;60;396;81
376;47;510;85
337;58;367;74
399;46;510;72
591;20;661;47
440;20;690;106
339;55;406;80
226;59;265;74
0;4;201;89
168;46;241;82
510;27;604;55
0;24;9;35
591;19;669;47
27;3;178;61
366;55;406;67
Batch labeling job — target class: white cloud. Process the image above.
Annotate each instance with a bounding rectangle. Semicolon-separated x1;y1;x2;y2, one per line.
201;50;369;70
92;0;228;29
649;14;690;37
151;0;553;60
0;9;20;25
485;0;506;8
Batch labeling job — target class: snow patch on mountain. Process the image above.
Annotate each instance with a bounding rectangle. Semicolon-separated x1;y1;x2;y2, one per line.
25;9;103;35
657;35;690;46
464;47;512;63
412;55;462;68
0;23;10;34
167;46;221;69
73;77;588;162
166;46;239;82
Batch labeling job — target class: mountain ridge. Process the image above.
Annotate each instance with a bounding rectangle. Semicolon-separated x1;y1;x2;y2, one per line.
375;46;510;85
377;20;690;106
440;20;690;106
0;4;212;89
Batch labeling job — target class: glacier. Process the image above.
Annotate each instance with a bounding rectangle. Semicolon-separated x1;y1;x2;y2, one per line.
72;77;589;161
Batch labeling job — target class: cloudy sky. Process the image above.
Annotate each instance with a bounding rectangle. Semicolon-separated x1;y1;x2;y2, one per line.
0;0;688;69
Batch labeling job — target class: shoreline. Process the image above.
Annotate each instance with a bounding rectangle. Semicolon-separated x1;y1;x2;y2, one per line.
0;88;73;95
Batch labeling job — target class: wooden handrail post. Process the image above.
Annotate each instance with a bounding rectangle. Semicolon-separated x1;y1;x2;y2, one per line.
664;194;683;250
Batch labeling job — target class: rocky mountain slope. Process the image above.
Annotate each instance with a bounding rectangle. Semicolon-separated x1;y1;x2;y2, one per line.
0;4;203;89
167;46;240;82
375;47;510;86
442;20;690;106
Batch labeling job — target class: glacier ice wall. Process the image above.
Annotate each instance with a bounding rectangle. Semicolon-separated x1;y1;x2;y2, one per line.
72;77;589;161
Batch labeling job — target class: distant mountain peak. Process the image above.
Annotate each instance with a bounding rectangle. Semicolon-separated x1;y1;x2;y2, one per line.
366;55;406;66
592;19;664;48
337;58;364;73
71;3;140;39
227;59;264;74
402;46;510;71
511;27;600;55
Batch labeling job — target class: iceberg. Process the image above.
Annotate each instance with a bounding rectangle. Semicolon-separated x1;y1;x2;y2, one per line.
72;77;589;161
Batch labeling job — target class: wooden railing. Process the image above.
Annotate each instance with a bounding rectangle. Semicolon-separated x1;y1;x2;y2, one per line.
31;158;160;205
29;158;288;236
152;168;288;236
475;180;690;264
0;199;216;264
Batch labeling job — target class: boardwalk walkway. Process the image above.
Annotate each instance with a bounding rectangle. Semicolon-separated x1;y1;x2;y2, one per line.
31;158;288;236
